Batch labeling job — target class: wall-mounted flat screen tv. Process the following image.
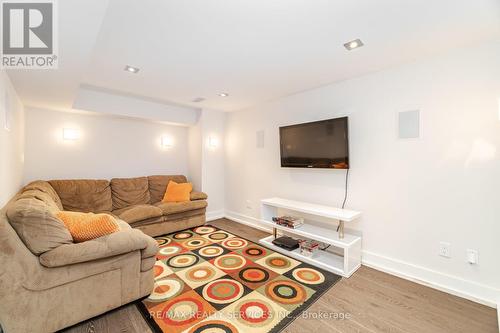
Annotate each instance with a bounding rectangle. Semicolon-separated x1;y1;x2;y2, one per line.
280;117;349;169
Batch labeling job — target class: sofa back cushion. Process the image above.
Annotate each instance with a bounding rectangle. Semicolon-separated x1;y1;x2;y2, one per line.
17;189;60;211
110;177;150;210
49;179;112;213
22;180;63;210
147;175;187;204
6;196;72;255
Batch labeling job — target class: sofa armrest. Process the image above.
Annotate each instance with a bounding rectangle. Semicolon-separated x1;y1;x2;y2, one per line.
141;232;159;259
39;229;157;268
190;191;208;201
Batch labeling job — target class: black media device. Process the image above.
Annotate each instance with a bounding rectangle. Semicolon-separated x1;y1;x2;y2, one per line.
272;236;299;251
279;116;349;169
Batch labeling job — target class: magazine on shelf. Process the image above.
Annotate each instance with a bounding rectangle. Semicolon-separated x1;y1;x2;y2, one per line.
272;216;304;229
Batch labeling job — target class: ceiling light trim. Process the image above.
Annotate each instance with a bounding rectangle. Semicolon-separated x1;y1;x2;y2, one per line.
344;39;364;51
124;65;140;73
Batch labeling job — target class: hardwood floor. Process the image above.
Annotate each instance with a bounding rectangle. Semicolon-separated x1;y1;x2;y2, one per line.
63;218;498;333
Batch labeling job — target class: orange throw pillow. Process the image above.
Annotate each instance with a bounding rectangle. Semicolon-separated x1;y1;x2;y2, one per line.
56;211;119;243
162;180;193;203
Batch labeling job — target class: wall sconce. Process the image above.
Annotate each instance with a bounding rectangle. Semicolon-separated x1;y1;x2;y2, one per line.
62;128;79;141
208;136;219;149
161;136;173;148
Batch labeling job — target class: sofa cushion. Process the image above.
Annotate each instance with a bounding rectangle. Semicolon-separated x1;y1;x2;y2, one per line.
116;219;132;230
17;189;60;211
190;191;208;201
111;177;150;210
155;200;207;216
163;208;207;221
112;204;163;224
147;175;187;204
129;216;164;227
39;228;155;268
22;180;63;210
49;179;112;213
6;197;72;255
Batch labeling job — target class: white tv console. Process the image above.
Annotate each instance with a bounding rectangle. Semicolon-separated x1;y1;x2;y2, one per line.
259;197;362;277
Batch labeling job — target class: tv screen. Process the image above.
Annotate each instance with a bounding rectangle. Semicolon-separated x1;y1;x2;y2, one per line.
280;117;349;169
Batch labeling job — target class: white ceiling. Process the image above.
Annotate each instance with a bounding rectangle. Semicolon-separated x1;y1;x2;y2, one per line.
7;0;500;112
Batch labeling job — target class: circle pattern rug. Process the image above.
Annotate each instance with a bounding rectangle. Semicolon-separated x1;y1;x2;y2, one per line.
213;254;246;271
238;267;270;284
167;254;200;270
220;237;248;250
265;256;292;270
148;277;186;302
193;226;217;234
231;296;277;329
138;225;341;333
256;253;301;274
154;260;173;280
156;237;171;247
182;237;212;250
172;231;194;240
161;297;204;327
240;246;267;259
183;266;217;284
198;245;225;258
158;245;183;257
185;319;239;333
292;267;325;285
205;231;232;241
265;279;307;305
202;279;245;305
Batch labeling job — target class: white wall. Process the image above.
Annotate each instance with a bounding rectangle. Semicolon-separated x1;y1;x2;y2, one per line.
200;109;226;220
225;41;500;306
0;71;24;207
73;85;201;126
188;122;202;191
187;109;226;220
24;108;189;183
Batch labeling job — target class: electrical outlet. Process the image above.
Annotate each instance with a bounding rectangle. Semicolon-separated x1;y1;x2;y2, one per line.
439;242;451;258
466;249;478;264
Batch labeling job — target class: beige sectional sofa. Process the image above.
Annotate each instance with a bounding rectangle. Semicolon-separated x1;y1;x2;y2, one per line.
0;174;207;333
49;175;208;237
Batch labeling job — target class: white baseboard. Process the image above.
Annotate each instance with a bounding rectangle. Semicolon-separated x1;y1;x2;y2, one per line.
362;251;498;308
224;210;273;233
224;210;499;309
206;210;225;222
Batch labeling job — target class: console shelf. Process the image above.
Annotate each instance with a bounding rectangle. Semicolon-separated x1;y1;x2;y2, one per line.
261;197;361;221
259;219;359;248
259;197;362;277
260;235;347;276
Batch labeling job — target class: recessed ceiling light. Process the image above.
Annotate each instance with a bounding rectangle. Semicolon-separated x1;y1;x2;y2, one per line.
124;65;140;73
192;97;205;103
218;92;229;97
344;39;364;51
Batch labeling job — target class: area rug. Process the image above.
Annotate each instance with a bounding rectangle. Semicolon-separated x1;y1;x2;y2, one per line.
136;225;341;333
